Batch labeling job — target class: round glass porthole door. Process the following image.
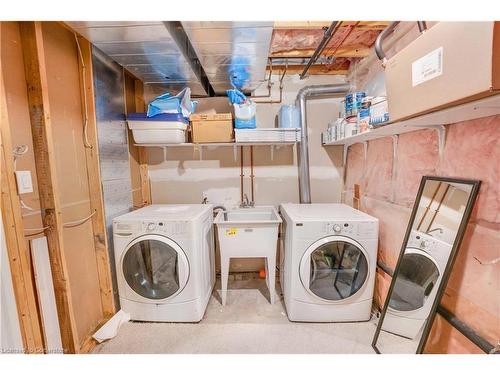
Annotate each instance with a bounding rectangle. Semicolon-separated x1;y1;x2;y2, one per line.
122;235;189;301
388;249;439;312
299;236;369;301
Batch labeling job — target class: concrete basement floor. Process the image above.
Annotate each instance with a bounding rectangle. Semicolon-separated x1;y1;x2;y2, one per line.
93;275;379;354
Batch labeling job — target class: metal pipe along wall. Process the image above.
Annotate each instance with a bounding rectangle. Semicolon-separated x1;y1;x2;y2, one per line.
295;83;352;203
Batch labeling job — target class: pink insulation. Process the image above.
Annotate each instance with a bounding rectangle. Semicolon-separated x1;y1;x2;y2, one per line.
344;114;500;353
270;27;381;55
425;315;484;354
363;197;411;269
438;115;500;224
364;137;393;201
394;129;439;207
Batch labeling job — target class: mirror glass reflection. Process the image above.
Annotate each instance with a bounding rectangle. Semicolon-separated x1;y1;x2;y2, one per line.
373;177;479;353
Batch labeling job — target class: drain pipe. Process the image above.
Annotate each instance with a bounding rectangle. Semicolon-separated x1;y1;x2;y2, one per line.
296;83;352;203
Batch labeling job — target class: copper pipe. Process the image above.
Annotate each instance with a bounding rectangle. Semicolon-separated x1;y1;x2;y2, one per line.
251;62;287;104
416;181;441;231
426;184;451;233
250;146;255;203
240;146;244;203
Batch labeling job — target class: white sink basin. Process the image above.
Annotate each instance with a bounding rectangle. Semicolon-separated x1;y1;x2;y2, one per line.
216;206;282;224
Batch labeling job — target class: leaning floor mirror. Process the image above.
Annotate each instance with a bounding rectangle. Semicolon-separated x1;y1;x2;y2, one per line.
372;176;481;354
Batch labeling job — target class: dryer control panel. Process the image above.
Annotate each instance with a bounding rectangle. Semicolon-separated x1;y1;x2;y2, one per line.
323;220;378;238
324;222;355;235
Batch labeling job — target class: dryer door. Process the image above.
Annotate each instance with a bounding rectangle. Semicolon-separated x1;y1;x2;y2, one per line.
121;234;189;302
388;248;440;313
299;236;369;302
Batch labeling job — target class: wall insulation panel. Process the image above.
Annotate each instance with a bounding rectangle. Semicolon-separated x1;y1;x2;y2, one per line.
92;46;133;307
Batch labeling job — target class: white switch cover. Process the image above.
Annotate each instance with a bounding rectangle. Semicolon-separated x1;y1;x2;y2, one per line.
15;170;34;194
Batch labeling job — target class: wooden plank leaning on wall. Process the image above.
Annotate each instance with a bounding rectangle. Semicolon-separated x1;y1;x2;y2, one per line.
74;34;116;320
0;23;45;353
128;76;151;207
18;21;80;354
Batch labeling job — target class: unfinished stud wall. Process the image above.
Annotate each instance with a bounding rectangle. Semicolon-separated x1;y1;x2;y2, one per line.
1;21;117;353
1;22;44;234
143;75;345;272
344;22;500;353
1;215;24;351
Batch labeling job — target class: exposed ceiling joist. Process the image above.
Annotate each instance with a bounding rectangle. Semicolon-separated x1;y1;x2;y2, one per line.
266;64;348;75
270;45;370;59
273;21;390;30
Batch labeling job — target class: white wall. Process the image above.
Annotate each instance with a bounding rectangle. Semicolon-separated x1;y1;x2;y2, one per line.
1;215;23;353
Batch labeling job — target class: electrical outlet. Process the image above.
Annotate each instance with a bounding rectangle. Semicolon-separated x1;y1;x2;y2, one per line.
15;170;34;194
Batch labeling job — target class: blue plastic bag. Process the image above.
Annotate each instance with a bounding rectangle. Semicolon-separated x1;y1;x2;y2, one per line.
147;87;197;118
226;88;247;105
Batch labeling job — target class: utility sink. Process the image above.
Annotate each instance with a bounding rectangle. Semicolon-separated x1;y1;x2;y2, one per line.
214;206;282;305
216;206;282;224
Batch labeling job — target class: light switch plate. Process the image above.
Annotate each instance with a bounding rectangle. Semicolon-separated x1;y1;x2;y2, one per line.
15;170;34;194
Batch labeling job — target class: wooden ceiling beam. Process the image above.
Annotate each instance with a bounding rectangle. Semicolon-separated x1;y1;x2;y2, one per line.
267;64;348;75
270;45;370;59
273;21;390;30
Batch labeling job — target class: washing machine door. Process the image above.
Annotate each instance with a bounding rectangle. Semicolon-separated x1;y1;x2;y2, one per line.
388;248;440;313
299;236;369;302
121;234;189;302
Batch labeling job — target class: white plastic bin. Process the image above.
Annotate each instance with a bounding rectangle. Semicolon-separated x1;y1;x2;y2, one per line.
127;113;188;144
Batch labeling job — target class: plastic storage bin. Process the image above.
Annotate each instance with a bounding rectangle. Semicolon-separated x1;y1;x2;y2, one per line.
127;113;188;144
278;105;300;128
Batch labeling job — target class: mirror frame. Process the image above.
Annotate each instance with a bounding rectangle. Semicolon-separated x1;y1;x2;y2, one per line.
371;176;481;354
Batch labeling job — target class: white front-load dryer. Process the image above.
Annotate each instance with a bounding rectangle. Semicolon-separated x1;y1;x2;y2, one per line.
382;230;452;339
280;204;378;322
113;204;215;322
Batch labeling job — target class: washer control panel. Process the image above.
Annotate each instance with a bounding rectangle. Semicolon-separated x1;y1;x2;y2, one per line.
142;221;188;235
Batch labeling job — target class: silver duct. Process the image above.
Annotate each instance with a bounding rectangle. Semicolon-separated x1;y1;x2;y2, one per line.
295;83;352;203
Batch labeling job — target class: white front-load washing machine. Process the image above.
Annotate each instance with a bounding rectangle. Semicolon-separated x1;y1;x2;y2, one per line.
113;204;215;322
382;230;452;339
280;204;378;322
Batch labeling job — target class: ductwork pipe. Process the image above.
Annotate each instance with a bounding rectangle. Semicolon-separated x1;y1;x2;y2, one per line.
295;83;352;203
374;21;400;65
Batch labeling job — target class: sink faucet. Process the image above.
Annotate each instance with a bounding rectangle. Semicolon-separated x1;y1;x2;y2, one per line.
240;194;254;208
426;227;444;236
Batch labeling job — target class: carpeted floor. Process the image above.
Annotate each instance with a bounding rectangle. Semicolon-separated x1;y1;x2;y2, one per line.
92;277;379;354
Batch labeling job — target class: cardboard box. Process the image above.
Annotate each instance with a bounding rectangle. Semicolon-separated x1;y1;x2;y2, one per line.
385;22;500;122
190;113;233;143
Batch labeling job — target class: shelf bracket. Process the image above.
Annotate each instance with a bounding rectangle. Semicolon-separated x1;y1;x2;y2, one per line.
363;141;368;163
199;145;203;161
163;147;167;161
425;125;446;160
270;145;274;161
233;144;238;162
342;144;349;167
